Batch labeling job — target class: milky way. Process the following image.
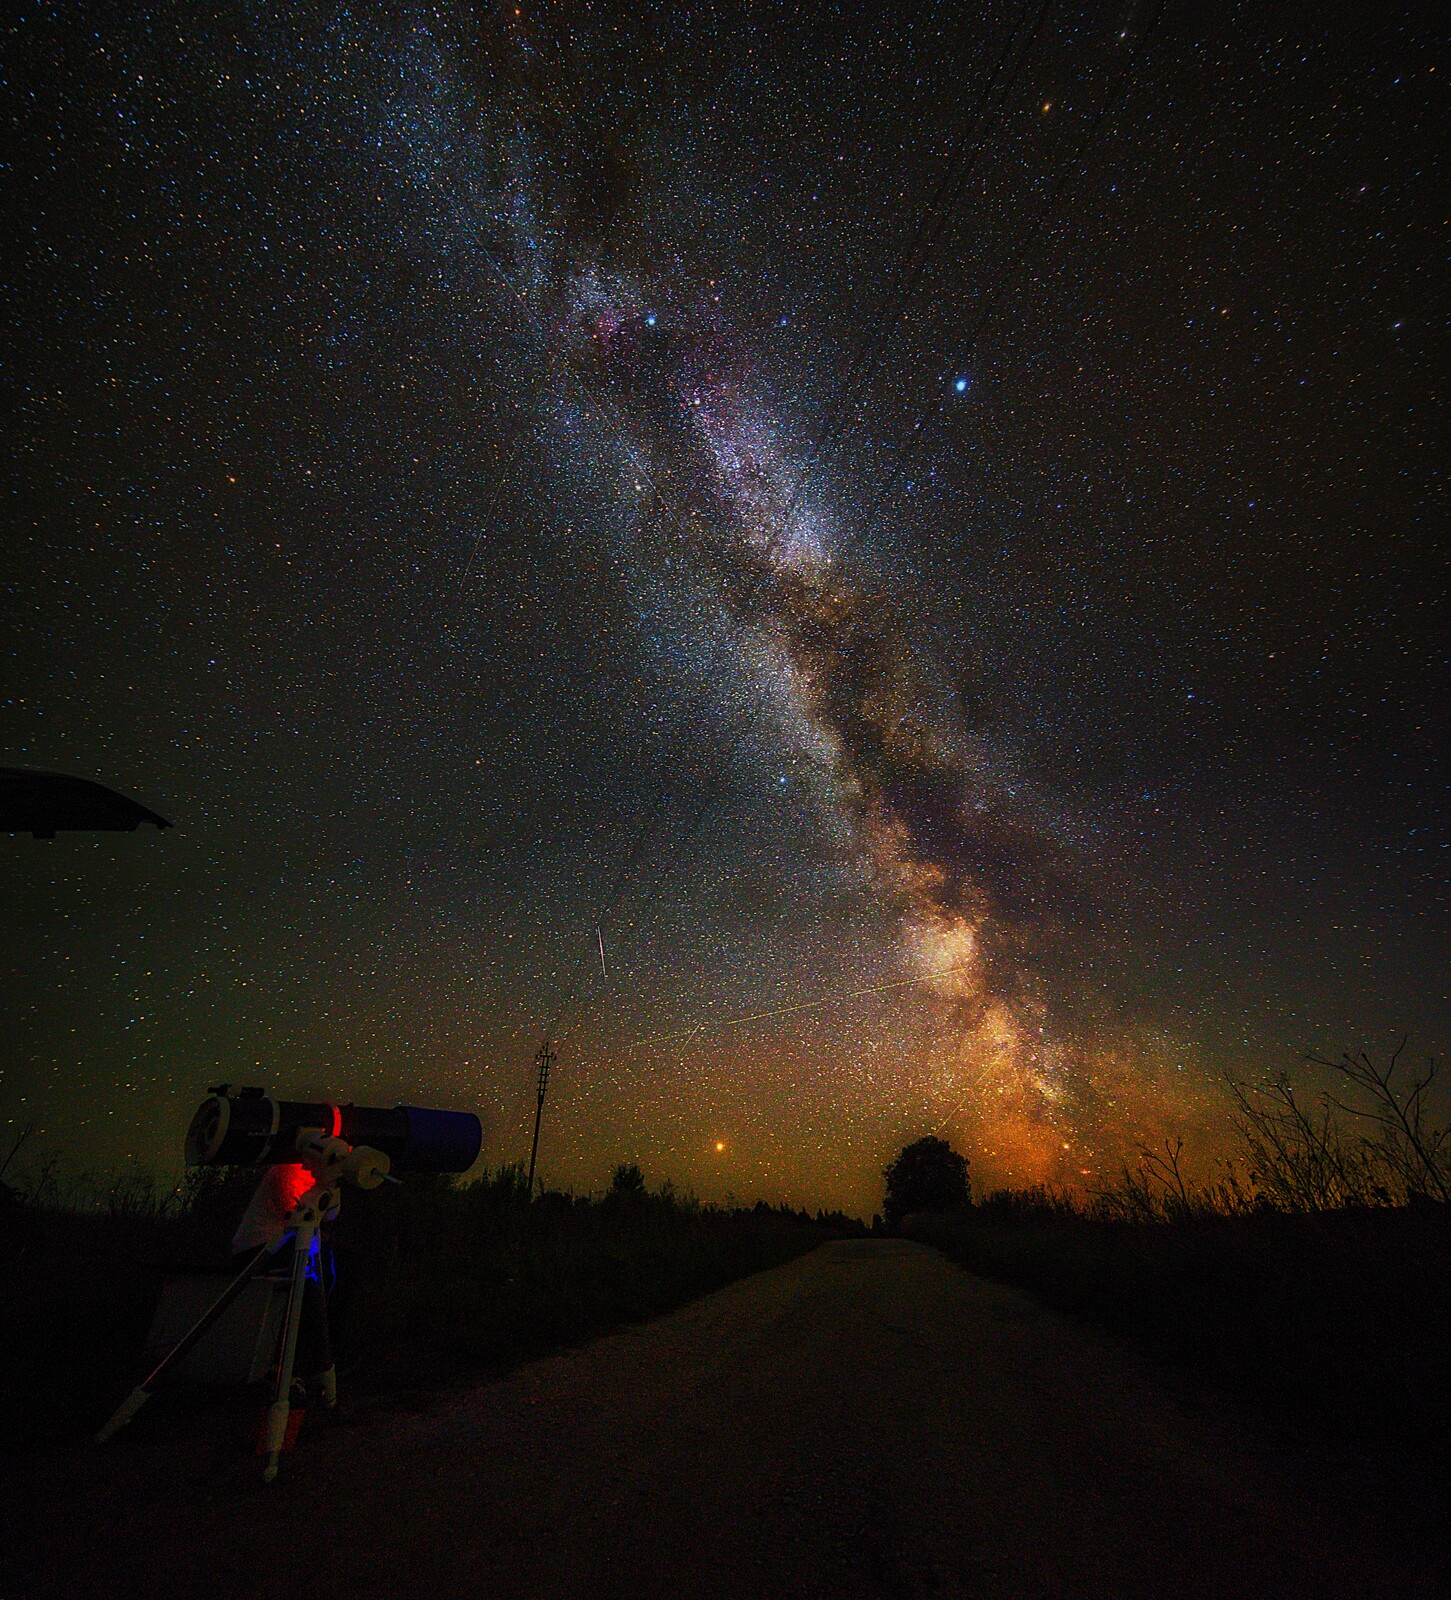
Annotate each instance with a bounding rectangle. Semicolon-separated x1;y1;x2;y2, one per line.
491;92;1201;1180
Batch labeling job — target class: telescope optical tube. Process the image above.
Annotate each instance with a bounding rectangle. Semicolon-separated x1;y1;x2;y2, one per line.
185;1091;482;1172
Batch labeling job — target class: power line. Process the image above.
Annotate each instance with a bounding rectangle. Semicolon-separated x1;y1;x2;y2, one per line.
480;4;1167;1089
537;762;722;1043
779;0;1058;537
529;6;1059;1053
539;4;1171;1081
862;0;1170;532
452;265;738;1049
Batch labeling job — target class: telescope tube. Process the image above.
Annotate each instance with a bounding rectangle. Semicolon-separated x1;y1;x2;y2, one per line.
185;1091;482;1172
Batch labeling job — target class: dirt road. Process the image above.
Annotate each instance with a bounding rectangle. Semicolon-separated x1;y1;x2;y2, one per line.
4;1239;1439;1597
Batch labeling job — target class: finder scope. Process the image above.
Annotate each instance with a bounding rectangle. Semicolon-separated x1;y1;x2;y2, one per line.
185;1087;482;1173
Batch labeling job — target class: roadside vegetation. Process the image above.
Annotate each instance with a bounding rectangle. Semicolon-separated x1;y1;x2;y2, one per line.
899;1042;1451;1453
0;1150;859;1453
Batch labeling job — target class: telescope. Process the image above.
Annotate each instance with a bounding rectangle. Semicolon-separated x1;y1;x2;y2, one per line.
101;1084;482;1482
185;1086;482;1173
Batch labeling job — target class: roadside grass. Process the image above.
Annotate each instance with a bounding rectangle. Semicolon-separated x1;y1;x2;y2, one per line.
907;1190;1451;1452
906;1043;1451;1453
360;1166;859;1373
0;1161;858;1453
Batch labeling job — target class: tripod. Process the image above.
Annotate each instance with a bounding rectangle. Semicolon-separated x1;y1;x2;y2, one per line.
97;1132;387;1482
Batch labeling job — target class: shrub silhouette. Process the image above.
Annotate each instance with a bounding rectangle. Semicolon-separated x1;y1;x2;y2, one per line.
884;1136;970;1228
610;1162;647;1197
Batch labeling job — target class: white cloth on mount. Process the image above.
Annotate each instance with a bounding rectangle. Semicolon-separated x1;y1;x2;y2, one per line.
231;1162;316;1253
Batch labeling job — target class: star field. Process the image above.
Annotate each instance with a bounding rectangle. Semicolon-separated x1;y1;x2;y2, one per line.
2;2;1445;1211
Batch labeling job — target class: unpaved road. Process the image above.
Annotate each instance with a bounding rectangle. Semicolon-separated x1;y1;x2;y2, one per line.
3;1239;1441;1598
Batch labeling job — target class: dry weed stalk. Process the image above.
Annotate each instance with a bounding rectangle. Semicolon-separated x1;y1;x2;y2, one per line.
1225;1038;1449;1210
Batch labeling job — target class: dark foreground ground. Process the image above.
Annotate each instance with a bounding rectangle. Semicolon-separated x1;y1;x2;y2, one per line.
4;1239;1443;1599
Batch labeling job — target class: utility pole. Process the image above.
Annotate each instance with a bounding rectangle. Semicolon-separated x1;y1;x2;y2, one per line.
526;1039;555;1198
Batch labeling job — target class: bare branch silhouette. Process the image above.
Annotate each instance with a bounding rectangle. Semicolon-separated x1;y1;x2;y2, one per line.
1309;1038;1450;1204
0;1124;34;1184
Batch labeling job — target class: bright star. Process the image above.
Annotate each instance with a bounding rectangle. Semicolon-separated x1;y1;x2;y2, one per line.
645;312;657;327
954;377;968;393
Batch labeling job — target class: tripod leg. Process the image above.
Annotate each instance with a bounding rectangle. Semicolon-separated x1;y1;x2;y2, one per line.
96;1245;272;1443
302;1271;337;1408
261;1215;315;1484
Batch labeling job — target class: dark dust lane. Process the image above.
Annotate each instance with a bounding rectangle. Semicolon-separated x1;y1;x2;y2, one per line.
3;1240;1437;1599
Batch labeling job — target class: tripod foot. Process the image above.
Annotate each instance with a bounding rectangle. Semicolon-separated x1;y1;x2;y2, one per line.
96;1385;149;1444
260;1398;290;1483
258;1395;309;1481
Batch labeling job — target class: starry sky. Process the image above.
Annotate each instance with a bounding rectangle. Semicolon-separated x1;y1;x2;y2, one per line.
3;2;1446;1213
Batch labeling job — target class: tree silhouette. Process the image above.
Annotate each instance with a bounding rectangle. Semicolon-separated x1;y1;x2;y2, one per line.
883;1136;970;1228
610;1162;647;1196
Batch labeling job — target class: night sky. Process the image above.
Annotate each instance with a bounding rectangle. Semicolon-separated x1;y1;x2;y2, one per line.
3;2;1445;1213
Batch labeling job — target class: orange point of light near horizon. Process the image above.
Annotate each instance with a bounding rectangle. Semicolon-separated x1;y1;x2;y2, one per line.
715;1141;726;1153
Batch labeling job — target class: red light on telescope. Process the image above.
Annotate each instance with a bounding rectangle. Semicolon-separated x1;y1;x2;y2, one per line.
272;1162;313;1211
